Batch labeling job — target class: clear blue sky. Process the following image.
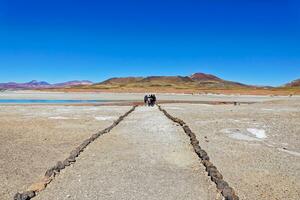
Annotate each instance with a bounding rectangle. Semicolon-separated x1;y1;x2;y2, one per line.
0;0;299;86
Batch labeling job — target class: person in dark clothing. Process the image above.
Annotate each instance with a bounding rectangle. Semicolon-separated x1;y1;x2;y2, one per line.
149;94;156;106
148;94;153;106
152;94;156;104
144;95;148;106
144;94;157;106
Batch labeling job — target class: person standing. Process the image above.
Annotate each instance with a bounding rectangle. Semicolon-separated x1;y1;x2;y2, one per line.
152;94;156;105
144;95;148;106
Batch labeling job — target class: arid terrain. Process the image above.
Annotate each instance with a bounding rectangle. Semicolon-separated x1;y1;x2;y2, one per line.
162;100;300;199
0;92;299;199
0;104;131;199
48;73;300;95
1;73;299;95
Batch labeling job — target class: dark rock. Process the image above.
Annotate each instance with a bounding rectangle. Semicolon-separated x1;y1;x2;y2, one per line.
45;168;55;178
14;193;23;200
198;149;209;160
222;186;237;200
210;170;223;182
90;134;98;140
191;139;199;146
67;156;76;163
202;160;213;168
69;149;80;158
14;191;35;200
207;166;218;175
55;161;65;171
216;179;229;190
62;159;71;167
194;145;202;154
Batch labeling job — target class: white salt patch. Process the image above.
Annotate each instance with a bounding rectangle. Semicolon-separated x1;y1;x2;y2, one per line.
229;132;259;141
247;128;266;139
221;128;234;134
261;108;274;111
49;116;69;120
221;128;263;141
278;148;300;157
95;116;115;121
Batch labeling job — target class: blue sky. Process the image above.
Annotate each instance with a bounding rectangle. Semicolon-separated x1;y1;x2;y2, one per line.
0;0;299;86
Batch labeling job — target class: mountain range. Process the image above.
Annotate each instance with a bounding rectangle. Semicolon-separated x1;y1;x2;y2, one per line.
0;80;93;89
0;73;299;91
88;73;253;90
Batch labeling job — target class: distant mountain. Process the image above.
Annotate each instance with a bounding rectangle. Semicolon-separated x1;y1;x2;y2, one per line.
0;80;93;89
190;73;221;82
100;77;143;85
53;80;93;87
26;80;51;87
189;73;249;87
0;80;51;89
90;72;251;89
284;79;300;87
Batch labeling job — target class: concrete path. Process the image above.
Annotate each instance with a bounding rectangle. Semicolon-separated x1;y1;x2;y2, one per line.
35;106;219;200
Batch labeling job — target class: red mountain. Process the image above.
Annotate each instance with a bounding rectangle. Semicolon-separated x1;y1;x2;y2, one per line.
190;73;222;81
92;72;250;89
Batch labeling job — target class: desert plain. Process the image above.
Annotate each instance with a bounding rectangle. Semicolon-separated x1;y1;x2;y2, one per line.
0;91;299;200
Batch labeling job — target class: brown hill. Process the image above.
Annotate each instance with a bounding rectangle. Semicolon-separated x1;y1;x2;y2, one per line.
88;73;250;90
190;73;221;81
100;77;143;85
189;73;248;88
284;79;300;87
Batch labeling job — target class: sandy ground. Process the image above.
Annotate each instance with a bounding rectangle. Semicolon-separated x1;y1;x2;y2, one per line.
35;106;219;200
0;105;131;200
162;100;300;200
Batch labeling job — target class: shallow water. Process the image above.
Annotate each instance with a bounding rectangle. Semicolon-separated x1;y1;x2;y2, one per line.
0;99;111;104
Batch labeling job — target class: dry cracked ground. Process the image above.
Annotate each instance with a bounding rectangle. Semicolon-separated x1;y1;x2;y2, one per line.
162;100;300;200
0;97;300;200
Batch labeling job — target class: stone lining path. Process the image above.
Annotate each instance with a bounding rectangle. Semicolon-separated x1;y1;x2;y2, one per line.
34;106;219;200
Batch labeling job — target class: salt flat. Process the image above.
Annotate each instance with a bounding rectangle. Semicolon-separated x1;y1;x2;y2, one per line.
162;99;300;200
0;105;130;199
0;92;299;199
1;90;300;102
35;106;219;200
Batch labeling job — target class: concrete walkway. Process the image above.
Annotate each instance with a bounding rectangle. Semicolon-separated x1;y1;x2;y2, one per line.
35;106;219;200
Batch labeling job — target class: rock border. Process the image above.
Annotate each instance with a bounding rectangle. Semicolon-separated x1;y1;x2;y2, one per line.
13;105;138;200
158;105;239;200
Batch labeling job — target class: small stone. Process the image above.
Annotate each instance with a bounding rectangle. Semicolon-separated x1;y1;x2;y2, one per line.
216;179;229;190
63;159;71;167
222;186;236;200
14;191;35;200
45;168;54;178
56;161;65;171
202;160;213;168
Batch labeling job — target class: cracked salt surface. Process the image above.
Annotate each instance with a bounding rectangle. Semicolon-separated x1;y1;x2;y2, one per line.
221;128;267;141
